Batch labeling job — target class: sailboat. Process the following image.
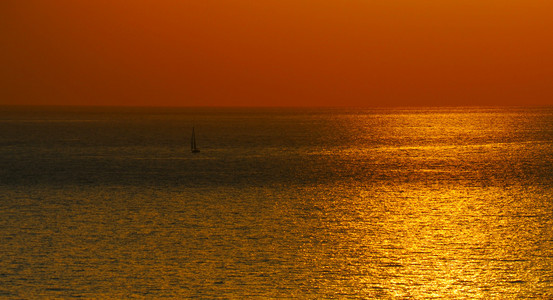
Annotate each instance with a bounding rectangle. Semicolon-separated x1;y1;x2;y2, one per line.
191;127;200;153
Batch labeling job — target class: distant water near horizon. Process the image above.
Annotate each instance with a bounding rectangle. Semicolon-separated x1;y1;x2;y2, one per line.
1;106;552;298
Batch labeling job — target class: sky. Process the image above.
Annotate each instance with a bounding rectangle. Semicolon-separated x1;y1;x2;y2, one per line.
1;0;552;107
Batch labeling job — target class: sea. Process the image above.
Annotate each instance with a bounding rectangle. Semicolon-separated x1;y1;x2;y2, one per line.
0;106;552;299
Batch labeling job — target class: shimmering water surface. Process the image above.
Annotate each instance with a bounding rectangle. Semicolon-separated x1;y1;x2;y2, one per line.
1;106;552;298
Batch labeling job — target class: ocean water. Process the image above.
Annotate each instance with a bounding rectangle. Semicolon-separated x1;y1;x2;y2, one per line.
0;106;552;298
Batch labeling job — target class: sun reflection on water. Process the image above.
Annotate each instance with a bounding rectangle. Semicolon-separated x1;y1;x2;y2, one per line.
310;182;553;298
305;109;553;298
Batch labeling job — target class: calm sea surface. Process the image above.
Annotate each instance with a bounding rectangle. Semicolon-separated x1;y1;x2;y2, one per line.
1;106;552;298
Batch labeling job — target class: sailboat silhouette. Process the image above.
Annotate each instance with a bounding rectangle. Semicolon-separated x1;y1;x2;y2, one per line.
191;127;200;153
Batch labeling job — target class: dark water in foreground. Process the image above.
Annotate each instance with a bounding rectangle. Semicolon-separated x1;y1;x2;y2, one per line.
1;106;552;298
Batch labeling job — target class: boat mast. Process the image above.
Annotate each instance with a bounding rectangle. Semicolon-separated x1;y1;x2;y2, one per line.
191;127;196;151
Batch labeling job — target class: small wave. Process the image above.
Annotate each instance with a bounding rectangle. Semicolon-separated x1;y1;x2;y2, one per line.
508;280;525;284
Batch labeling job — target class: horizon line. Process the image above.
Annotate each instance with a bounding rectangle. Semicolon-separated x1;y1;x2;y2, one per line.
2;103;552;109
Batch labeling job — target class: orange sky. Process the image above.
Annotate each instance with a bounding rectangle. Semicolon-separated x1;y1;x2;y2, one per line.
1;0;552;107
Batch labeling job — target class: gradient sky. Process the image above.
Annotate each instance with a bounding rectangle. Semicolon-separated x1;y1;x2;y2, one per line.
1;0;552;107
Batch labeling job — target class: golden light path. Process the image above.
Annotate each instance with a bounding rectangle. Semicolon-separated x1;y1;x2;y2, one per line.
299;108;552;297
